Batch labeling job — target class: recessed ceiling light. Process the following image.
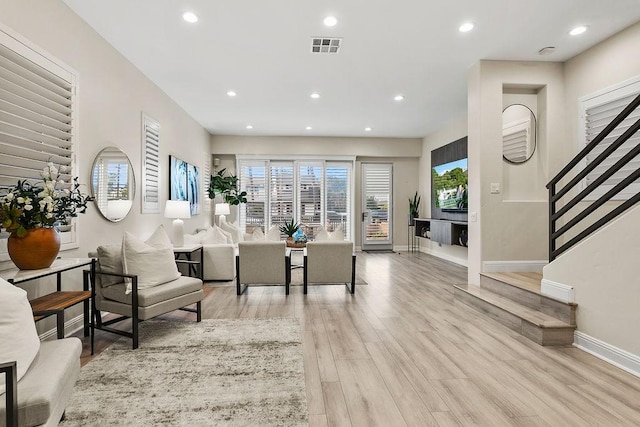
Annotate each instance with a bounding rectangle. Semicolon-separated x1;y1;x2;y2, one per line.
227;91;237;97
365;127;372;132
310;93;320;99
569;25;588;36
459;22;474;33
305;126;312;130
323;16;338;27
246;125;253;129
394;95;404;101
182;12;198;23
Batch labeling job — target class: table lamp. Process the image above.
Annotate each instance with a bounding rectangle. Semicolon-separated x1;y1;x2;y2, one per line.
164;200;191;247
215;203;230;226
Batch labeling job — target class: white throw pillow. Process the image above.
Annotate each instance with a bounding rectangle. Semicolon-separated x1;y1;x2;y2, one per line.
330;224;345;241
202;225;230;244
219;218;244;244
315;226;329;241
96;244;124;287
122;225;180;294
183;229;206;245
0;278;40;394
266;225;281;241
252;227;265;240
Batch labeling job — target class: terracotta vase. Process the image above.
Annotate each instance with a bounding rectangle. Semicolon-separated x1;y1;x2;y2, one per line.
7;228;61;270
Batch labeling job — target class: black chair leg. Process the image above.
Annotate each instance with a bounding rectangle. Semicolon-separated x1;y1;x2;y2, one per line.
196;301;202;322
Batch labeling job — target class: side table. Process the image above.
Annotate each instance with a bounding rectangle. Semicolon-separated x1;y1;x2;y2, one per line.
173;244;204;280
1;258;96;352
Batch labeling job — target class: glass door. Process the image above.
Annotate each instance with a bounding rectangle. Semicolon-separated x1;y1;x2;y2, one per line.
361;163;393;251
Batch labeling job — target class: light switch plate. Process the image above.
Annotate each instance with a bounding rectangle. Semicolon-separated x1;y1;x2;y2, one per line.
490;182;501;194
470;212;478;222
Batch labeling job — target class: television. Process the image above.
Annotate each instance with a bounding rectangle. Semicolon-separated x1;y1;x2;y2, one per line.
432;158;468;212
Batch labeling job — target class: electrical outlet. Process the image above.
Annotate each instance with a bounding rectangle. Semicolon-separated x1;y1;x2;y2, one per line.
470;212;478;222
490;182;501;194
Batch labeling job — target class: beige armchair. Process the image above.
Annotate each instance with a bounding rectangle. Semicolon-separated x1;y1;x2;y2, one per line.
236;241;291;295
303;241;356;294
90;243;203;350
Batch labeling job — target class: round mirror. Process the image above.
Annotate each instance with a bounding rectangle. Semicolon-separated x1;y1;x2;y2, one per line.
91;147;135;222
502;104;537;164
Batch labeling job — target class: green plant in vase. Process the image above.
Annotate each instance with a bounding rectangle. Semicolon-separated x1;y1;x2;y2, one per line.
279;218;300;241
408;191;421;225
208;168;247;205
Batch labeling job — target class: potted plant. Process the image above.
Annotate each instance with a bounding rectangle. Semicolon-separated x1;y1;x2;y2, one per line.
408;191;421;225
0;162;93;269
208;168;247;205
279;218;300;245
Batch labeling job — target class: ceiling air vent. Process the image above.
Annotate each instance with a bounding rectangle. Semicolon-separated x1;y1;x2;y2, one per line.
311;37;342;54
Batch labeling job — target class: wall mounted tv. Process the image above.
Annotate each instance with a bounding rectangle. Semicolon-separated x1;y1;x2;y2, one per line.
432;158;468;212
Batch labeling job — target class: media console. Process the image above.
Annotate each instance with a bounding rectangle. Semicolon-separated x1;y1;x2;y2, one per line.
414;218;468;247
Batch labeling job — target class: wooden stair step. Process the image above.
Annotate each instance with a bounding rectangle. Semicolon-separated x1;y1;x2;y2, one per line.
482;272;543;293
454;284;575;346
480;272;576;325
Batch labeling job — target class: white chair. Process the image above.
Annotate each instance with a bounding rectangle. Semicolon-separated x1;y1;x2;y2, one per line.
303;241;356;294
236;241;290;295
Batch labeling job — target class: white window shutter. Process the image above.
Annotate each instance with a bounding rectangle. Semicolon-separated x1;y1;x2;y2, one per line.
270;162;295;227
0;27;79;257
238;160;267;232
580;78;640;200
141;113;160;213
325;162;352;240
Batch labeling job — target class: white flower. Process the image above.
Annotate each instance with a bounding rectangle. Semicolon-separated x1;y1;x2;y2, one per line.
5;193;14;201
17;197;25;203
24;205;33;211
45;212;53;219
63;189;70;195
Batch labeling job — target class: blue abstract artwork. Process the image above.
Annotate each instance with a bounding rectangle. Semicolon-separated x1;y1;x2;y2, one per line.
187;163;200;215
170;156;188;201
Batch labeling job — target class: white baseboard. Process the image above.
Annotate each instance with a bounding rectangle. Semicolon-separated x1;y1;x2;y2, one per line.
541;278;575;303
38;314;85;341
574;331;640;378
420;246;468;267
482;260;547;273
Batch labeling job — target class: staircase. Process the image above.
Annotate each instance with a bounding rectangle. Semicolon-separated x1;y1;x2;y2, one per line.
454;272;576;346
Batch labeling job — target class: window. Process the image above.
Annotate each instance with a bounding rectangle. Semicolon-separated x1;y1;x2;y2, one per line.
239;160;267;233
579;77;640;200
237;158;354;240
0;27;79;258
141;113;160;213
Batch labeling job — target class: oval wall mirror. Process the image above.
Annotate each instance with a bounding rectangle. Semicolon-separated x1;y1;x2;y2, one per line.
91;147;135;222
502;104;537;164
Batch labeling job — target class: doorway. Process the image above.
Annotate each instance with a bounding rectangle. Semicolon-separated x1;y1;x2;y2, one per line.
361;163;393;251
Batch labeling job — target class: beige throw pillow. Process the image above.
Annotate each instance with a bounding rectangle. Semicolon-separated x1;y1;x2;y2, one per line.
219;218;244;243
96;244;124;287
266;225;281;241
252;227;265;240
202;225;230;244
0;278;41;394
122;225;180;294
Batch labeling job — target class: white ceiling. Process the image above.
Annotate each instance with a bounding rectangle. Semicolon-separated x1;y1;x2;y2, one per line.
62;0;640;139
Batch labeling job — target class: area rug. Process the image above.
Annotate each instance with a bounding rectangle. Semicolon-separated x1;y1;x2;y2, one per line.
61;319;308;426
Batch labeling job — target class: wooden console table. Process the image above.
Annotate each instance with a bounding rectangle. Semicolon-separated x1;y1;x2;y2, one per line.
1;258;95;345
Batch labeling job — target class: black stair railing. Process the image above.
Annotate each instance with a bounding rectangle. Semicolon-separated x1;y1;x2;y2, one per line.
547;93;640;261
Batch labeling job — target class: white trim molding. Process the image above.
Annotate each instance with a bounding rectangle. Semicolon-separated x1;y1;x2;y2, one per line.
541;278;575;303
482;260;547;273
421;246;468;267
38;314;85;341
574;331;640;378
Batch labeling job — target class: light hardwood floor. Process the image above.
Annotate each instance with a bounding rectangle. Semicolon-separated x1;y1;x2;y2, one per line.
78;251;640;426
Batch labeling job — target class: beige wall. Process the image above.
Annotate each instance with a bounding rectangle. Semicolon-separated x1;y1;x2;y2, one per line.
211;135;422;248
467;60;566;285
419;116;469;265
0;0;211;331
544;21;640;359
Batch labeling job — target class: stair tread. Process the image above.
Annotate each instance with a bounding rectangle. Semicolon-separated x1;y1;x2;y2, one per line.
482;272;542;293
456;284;575;329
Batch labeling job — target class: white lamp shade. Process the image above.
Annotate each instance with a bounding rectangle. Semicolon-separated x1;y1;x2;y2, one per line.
215;203;230;216
164;200;191;219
